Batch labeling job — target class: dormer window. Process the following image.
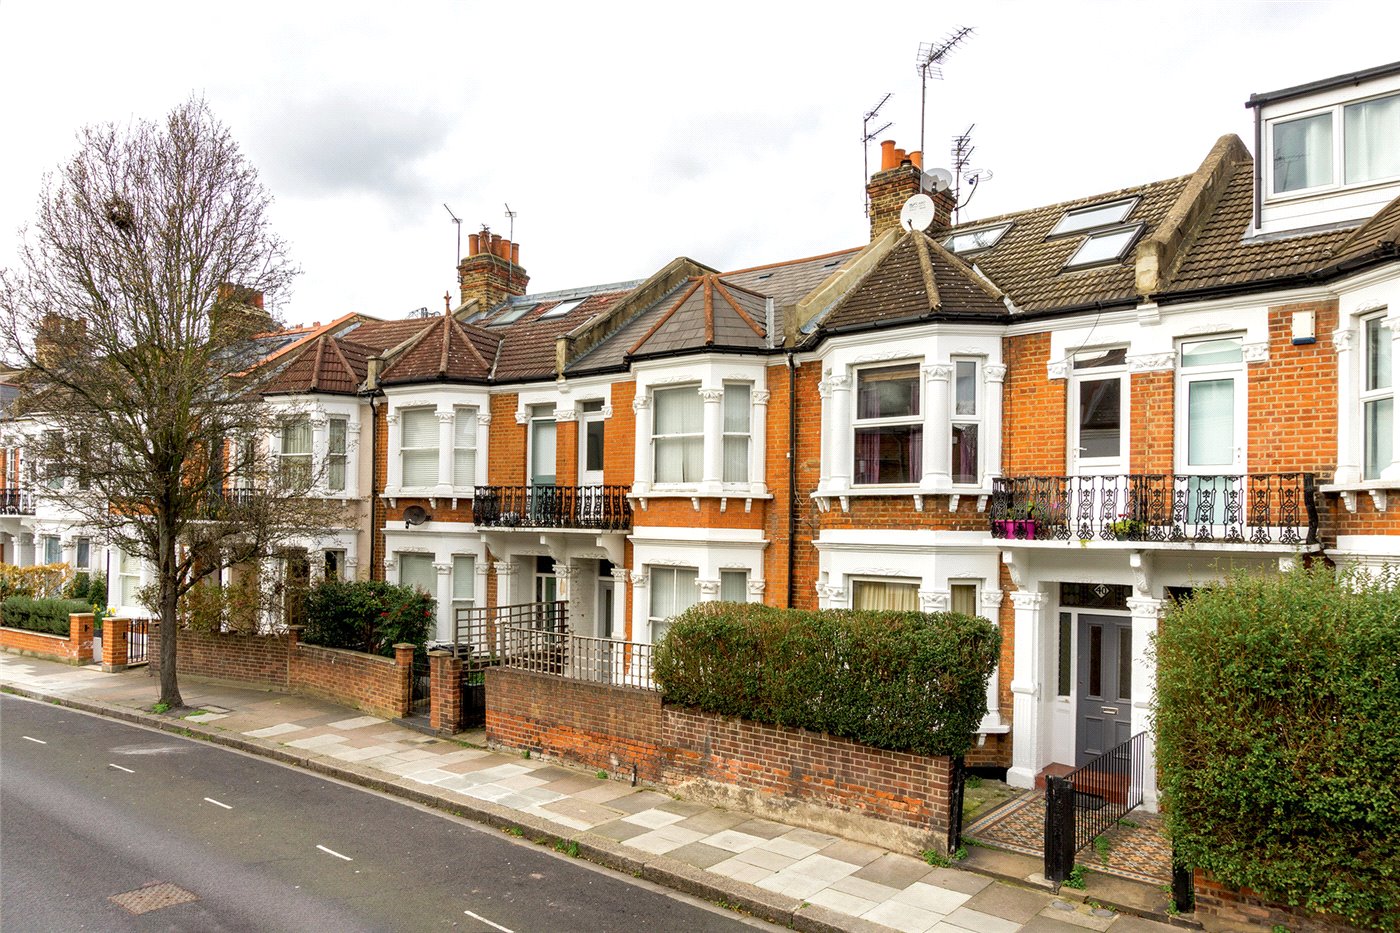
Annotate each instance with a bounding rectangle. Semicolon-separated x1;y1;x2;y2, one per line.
541;298;585;319
1269;92;1400;196
944;223;1010;254
1049;198;1138;236
1064;225;1143;269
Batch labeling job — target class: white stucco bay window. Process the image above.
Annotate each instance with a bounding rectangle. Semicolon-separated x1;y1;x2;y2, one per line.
266;398;362;498
816;330;1003;501
1363;311;1394;480
384;388;490;499
631;357;768;500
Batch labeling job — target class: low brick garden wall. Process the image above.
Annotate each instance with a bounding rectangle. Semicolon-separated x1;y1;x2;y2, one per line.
0;613;95;664
485;667;954;855
147;624;413;720
1193;870;1366;932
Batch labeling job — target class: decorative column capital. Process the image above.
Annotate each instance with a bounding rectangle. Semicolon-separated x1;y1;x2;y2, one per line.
493;561;516;576
699;388;725;404
553;564;581;582
629;571;648;588
611;566;631;582
923;364;953;382
1126;596;1165;619
555;407;578;422
919;590;949;612
386;412;400;425
309;412;329;427
751;390;771;405
477;413;492;426
435;410;455;424
514;409;528;424
1009;591;1048;611
746;580;767;596
1332;327;1355;353
697;578;721;597
433;561;452;575
983;364;1007;384
632;396;652;412
1046;359;1069;381
981;590;1005;611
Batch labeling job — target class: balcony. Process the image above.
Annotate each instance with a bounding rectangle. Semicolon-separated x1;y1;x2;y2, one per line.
990;474;1318;547
194;487;259;520
0;488;35;515
473;484;632;532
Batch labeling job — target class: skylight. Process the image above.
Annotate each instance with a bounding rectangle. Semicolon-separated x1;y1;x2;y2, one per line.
541;298;586;319
490;303;535;326
944;223;1011;254
1050;198;1138;237
1064;225;1143;269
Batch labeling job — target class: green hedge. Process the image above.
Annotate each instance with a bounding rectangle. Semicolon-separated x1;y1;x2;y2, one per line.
301;580;433;659
2;596;97;637
653;602;1000;757
1155;567;1400;930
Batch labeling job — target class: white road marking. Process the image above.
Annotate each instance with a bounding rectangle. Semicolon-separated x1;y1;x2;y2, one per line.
109;763;136;773
463;910;514;932
22;736;46;744
316;844;353;861
203;797;232;809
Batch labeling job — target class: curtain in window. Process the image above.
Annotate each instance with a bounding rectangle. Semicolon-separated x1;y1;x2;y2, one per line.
1273;112;1333;192
401;409;438;487
649;566;698;641
1345;94;1400;185
1366;317;1393;391
852;580;919;611
328;419;347;491
453;408;477;486
854;426;922;484
720;570;748;602
722;384;750;483
399;553;435;595
1187;379;1235;467
654;388;703;483
950;583;978;616
856;365;919;418
952;423;979;484
453;555;475;603
1365;397;1393;480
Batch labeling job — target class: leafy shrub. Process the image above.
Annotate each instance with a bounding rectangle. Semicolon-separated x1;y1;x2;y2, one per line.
2;596;96;636
0;562;72;600
1155;567;1400;930
302;579;433;659
653;602;1000;757
179;574;264;634
64;571;108;632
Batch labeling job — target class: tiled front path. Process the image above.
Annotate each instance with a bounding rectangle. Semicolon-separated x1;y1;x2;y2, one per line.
1;654;1182;933
965;791;1173;886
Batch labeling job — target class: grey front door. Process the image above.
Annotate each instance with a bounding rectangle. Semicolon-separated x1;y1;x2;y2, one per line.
1076;613;1133;764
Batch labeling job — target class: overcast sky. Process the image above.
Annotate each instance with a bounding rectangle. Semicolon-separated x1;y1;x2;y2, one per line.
2;1;1397;327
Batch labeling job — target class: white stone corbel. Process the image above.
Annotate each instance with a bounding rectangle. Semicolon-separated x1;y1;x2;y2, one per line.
913;494;924;512
1242;341;1270;364
947;494;960;513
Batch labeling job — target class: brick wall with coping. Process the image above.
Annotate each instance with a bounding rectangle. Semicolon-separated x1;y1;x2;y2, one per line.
486;667;956;854
1192;870;1359;932
0;612;94;664
147;624;411;719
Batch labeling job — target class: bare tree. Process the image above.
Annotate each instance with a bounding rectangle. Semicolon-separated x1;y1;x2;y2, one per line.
0;97;340;708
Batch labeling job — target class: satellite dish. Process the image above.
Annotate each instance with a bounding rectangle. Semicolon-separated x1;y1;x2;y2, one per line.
899;194;936;232
403;505;432;528
922;167;954;193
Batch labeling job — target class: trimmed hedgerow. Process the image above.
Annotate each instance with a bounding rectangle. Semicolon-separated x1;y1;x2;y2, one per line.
653;602;1000;757
2;596;95;636
1155;566;1400;930
301;580;433;659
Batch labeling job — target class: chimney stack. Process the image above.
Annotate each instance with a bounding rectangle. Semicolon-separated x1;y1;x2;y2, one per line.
866;138;955;241
458;225;530;311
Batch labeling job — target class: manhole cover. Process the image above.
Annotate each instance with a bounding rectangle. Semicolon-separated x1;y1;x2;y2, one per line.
109;882;199;915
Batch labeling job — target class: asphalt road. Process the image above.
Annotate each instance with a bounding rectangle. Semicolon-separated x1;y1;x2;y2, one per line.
0;695;765;932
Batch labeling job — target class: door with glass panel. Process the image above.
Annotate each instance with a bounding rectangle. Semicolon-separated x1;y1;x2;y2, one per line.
528;405;556;524
1076;613;1133;764
533;556;560;631
1177;337;1246;527
578;400;605;486
1070;349;1129;533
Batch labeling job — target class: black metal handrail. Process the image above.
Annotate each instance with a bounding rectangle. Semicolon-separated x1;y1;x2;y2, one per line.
473;484;632;531
0;488;35;515
990;473;1317;546
1045;731;1147;887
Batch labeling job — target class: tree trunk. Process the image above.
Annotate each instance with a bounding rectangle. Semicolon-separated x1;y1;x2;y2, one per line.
157;516;183;709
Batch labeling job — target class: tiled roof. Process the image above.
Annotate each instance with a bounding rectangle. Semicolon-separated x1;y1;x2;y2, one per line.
263;334;375;395
627;275;767;357
1164;161;1353;293
953;177;1191;313
815;230;1005;333
340;318;438;354
378;314;500;385
1324;190;1400;270
491;291;632;382
724;249;859;311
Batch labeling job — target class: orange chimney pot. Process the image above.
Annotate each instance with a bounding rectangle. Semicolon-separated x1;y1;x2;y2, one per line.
910;150;923;170
468;232;480;256
880;140;897;171
510;242;520;265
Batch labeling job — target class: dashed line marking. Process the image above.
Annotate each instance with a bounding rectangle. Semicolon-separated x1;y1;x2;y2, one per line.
316;844;352;861
22;736;47;744
463;910;514;932
109;764;136;773
203;797;232;810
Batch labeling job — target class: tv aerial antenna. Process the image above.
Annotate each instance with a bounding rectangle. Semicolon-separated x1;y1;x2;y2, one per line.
951;124;992;224
915;26;974;162
503;202;518;293
443;203;462;267
862;92;893;216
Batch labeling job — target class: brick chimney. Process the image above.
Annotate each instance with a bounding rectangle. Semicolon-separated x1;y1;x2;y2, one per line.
212;283;274;339
867;139;955;241
34;314;86;369
458;226;529;309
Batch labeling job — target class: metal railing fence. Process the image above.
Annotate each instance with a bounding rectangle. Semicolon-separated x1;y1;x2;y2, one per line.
472;484;632;531
1044;731;1147;886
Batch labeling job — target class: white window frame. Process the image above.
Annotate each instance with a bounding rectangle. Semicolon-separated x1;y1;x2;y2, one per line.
399;407;439;489
652;385;704;485
1362;310;1394;481
648;565;698;643
118;550;142;607
951;358;981;486
1266;91;1400;200
849;576;920;611
323;548;346;581
453;406;477;489
944;223;1011;254
75;537;92;570
853;362;923;487
722;382;751;485
719;568;749;603
1049;198;1138;237
41;534;61;565
452;554;476;609
1070;347;1129;473
397;552;435;595
279;417;312;486
327;417;347;492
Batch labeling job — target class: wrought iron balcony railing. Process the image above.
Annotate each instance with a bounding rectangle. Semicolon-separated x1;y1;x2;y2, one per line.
990;473;1318;546
0;488;35;515
193;486;259;520
472;484;632;531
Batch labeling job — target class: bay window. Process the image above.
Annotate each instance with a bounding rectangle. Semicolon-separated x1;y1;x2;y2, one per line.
400;408;438;488
453;555;475;608
1363;312;1394;480
722;383;751;484
454;407;477;487
719;569;748;603
279;419;312;486
328;417;347;492
952;359;980;484
851;578;918;611
854;363;922;485
648;565;698;642
398;552;435;594
653;387;703;484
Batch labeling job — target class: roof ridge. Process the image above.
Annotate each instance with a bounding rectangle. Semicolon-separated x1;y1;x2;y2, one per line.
377;319;437;379
449;316;492;372
309;336;327;391
910;233;941;313
628;278;701;357
328;337;358;385
921;231;1004;301
703;278;715;345
722;246;861;276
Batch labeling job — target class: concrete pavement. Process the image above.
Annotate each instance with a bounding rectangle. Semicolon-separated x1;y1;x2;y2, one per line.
0;652;1192;933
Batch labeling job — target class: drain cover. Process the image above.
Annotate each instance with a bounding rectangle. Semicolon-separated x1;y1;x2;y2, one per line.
110;882;199;915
